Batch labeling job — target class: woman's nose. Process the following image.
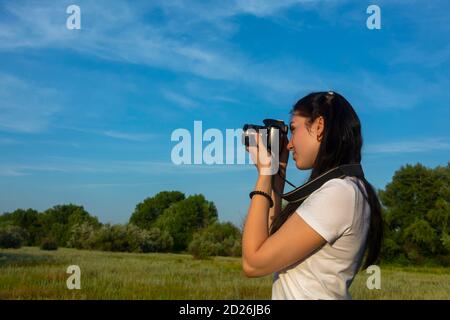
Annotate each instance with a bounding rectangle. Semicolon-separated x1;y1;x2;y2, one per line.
287;138;294;151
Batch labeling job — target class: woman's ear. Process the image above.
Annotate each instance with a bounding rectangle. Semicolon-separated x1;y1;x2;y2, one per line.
315;116;325;142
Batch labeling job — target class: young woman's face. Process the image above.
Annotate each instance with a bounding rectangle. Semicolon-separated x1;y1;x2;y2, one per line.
287;114;324;169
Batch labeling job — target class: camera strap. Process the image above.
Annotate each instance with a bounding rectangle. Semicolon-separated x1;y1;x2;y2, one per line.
281;163;365;204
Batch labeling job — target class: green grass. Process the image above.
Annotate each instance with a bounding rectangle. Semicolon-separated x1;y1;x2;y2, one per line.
0;247;449;299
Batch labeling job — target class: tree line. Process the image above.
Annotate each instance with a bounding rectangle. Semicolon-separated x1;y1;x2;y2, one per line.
0;192;241;259
0;162;449;265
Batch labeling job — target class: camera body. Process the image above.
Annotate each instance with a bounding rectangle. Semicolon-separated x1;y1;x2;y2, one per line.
242;119;288;153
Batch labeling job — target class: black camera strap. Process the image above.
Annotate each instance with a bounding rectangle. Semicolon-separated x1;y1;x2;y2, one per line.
280;163;365;204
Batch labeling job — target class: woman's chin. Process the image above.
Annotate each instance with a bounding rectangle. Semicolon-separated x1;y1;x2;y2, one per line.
295;159;311;170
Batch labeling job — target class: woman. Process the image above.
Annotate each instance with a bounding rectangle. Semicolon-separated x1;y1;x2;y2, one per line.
242;91;383;299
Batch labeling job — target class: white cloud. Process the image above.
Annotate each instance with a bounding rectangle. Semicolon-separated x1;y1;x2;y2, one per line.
68;182;154;189
0;168;27;176
55;126;158;142
0;137;18;145
99;131;155;142
347;71;423;110
390;44;450;68
0;1;321;98
365;138;450;154
0;0;446;113
0;73;61;133
0;158;255;176
162;90;198;109
233;0;316;17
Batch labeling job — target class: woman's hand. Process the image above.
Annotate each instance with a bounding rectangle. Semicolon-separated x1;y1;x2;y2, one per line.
245;133;271;175
246;133;289;176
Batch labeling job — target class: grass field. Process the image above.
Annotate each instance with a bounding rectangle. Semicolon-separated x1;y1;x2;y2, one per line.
1;247;449;300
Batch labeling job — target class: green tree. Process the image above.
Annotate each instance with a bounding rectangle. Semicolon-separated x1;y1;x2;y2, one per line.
379;162;450;265
67;221;100;250
92;224;130;252
0;209;41;245
154;194;218;251
129;191;185;229
40;236;58;251
188;221;242;259
139;227;174;253
0;225;25;249
39;204;101;247
89;223;173;253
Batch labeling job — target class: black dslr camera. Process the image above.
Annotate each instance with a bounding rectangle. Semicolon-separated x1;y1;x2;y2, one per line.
242;119;288;153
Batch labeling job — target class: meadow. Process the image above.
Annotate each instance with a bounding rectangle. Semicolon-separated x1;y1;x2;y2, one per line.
0;247;449;300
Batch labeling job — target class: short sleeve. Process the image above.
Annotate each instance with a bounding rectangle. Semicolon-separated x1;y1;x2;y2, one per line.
295;178;356;244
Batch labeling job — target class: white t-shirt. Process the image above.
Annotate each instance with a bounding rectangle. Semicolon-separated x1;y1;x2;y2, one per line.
272;176;370;300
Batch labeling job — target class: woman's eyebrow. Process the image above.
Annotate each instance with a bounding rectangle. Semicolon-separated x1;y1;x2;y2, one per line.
289;121;295;130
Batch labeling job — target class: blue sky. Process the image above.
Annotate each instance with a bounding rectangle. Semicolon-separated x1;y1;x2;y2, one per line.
0;0;449;228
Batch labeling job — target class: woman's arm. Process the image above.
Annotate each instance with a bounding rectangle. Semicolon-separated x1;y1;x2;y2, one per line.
242;174;326;278
243;133;326;278
242;174;273;275
242;162;325;278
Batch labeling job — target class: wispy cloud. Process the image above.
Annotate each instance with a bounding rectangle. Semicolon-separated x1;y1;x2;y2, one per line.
55;126;157;142
390;44;450;68
0;73;61;133
365;138;450;154
162;90;198;109
0;1;323;99
344;71;424;110
0;0;447;124
230;0;317;17
99;130;155;142
0;137;18;145
0;158;255;176
0;168;28;176
68;182;155;189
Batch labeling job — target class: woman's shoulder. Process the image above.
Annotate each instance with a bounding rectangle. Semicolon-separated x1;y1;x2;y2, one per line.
302;177;356;207
316;177;357;195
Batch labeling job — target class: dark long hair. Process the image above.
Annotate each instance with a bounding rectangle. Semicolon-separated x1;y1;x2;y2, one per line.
269;91;383;269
